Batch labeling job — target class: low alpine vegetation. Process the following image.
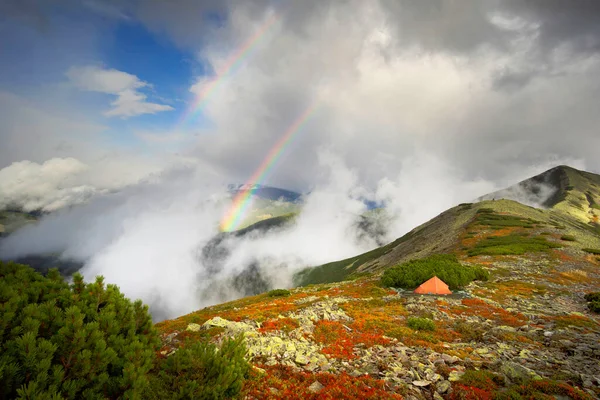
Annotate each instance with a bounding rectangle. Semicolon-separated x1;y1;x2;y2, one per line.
406;317;436;331
560;234;576;241
381;254;489;289
267;288;291;297
584;292;600;313
582;248;600;255
467;234;560;256
475;209;539;229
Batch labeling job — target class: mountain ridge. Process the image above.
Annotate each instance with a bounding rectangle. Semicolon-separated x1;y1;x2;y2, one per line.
294;165;600;286
155;164;600;398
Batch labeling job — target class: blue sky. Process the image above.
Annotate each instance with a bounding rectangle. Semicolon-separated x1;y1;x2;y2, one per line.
0;3;214;151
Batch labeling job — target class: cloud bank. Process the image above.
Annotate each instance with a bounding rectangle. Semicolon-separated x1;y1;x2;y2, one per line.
2;1;600;319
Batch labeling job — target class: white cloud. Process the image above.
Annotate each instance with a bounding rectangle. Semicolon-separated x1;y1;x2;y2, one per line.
66;65;174;118
0;158;97;212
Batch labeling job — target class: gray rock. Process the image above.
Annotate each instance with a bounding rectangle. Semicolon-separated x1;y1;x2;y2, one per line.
448;371;464;382
442;354;460;364
500;361;542;384
295;355;310;365
436;380;451;394
412;380;431;387
186;323;201;332
308;381;324;393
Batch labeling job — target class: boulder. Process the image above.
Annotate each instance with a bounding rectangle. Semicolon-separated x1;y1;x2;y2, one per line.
436;380;451;394
308;381;324;393
500;361;542;384
186;323;201;332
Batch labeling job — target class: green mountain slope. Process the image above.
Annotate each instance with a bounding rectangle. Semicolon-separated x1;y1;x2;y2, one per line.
294;165;600;286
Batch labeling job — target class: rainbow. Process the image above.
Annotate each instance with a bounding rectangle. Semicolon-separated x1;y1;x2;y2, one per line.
220;102;319;231
179;13;279;124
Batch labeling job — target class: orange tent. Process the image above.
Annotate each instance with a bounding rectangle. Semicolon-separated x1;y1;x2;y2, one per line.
413;276;452;295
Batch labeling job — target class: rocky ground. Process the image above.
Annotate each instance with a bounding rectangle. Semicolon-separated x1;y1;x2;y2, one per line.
156;208;600;399
157;260;600;398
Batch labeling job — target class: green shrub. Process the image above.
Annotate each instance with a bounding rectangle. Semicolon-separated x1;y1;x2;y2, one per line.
407;317;435;331
267;289;291;297
146;335;249;399
0;261;159;399
584;292;600;302
588;301;600;313
582;248;600;255
467;235;560;256
584;292;600;313
381;254;489;290
560;235;576;241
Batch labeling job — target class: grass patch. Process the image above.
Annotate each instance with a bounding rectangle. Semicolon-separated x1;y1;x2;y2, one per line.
267;289;291;297
459;370;502;391
293;229;422;285
406;317;435;331
453;320;486;342
467;234;560;256
344;272;372;281
553;314;598;329
560;234;576;241
475;210;540;229
494;379;594;400
582;248;600;255
381;254;489;290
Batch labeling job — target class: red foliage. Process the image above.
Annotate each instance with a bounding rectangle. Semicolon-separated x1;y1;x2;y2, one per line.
450;298;527;327
449;384;494;400
259;318;299;333
243;364;403;399
313;321;390;360
522;379;595;400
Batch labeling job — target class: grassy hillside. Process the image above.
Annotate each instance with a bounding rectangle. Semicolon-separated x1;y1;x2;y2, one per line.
0;209;38;236
295;166;600;286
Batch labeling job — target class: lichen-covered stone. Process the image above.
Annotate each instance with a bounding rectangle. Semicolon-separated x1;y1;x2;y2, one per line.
500;361;542;384
186;323;201;332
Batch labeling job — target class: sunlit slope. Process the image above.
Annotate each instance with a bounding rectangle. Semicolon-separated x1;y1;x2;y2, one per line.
294;166;600;286
480;165;600;227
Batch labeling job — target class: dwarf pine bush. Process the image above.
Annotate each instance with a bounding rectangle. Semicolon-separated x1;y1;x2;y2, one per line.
0;261;159;399
584;292;600;313
267;289;291;297
406;317;435;331
0;262;250;400
381;254;489;289
146;335;249;399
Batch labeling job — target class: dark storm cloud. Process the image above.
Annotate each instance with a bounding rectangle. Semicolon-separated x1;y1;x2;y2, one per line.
502;0;600;56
